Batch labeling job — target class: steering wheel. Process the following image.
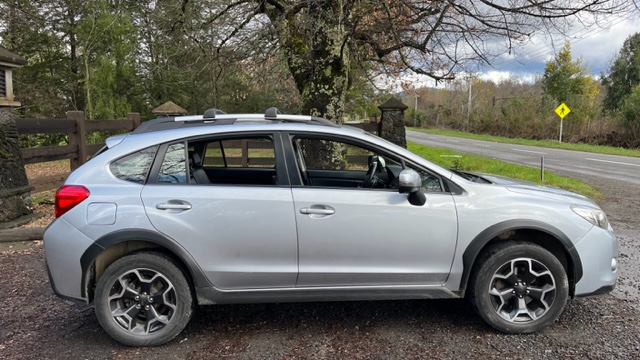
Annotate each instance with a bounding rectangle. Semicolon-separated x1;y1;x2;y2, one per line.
362;155;385;188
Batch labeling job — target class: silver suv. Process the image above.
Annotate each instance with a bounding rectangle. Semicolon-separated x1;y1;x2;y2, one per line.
44;108;618;346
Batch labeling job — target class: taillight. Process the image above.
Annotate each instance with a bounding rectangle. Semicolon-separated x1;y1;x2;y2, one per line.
55;185;90;217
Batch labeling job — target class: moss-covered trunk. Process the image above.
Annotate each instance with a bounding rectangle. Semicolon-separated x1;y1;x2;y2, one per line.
263;1;352;169
265;1;351;121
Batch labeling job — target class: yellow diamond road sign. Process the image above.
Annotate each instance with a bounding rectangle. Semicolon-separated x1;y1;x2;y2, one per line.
555;103;571;119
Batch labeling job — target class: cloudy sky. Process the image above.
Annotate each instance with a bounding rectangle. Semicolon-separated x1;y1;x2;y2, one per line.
392;12;640;90
482;15;640;83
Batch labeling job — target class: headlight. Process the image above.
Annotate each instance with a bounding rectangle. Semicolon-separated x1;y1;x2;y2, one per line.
571;205;609;229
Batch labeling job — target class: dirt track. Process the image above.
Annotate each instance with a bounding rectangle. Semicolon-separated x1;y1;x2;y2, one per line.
1;175;639;359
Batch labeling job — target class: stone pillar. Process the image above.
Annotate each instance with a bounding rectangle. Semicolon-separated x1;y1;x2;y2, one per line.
0;107;34;227
378;97;408;148
0;47;33;227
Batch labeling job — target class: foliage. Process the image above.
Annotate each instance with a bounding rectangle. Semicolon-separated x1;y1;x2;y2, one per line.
0;0;303;122
620;85;640;143
77;0;139;120
541;42;600;136
1;0;639;150
603;33;640;112
542;42;595;103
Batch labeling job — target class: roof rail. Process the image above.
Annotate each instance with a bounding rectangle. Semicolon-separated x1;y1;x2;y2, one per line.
265;107;337;127
132;107;338;134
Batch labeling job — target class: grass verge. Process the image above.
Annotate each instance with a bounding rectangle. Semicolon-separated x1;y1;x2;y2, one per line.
408;127;640;158
408;142;601;200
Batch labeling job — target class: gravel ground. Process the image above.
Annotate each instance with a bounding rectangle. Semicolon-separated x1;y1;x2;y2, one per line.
1;173;639;359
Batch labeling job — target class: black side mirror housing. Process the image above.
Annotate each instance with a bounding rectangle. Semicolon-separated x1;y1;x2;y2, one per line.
408;191;427;206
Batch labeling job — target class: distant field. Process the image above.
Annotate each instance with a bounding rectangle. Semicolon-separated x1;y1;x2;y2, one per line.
408;127;640;158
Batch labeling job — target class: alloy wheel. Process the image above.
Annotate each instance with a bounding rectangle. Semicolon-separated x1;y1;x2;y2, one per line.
107;268;177;334
488;257;557;323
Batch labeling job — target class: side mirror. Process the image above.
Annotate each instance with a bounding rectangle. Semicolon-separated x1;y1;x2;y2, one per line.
398;169;426;206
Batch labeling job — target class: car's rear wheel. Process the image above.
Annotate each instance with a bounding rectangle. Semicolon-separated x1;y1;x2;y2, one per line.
94;252;194;346
470;241;569;334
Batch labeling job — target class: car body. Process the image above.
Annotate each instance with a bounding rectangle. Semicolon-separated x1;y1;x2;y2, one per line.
44;108;618;346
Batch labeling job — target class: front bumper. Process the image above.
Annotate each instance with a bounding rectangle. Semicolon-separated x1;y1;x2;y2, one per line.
44;218;95;302
573;225;618;296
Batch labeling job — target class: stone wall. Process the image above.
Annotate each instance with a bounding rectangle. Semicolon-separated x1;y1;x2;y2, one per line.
0;108;33;225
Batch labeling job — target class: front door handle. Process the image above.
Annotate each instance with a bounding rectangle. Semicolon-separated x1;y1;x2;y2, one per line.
300;205;335;216
156;201;192;210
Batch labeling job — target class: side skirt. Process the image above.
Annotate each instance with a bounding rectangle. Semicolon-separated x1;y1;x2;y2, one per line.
195;285;461;305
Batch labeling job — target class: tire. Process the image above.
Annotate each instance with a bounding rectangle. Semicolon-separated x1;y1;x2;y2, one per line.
94;252;194;346
469;241;569;334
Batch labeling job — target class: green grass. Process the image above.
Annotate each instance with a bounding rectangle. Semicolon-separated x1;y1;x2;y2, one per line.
408;142;601;200
408;127;640;158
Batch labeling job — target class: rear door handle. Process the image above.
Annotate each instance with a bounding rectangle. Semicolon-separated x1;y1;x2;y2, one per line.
156;201;192;210
300;205;335;216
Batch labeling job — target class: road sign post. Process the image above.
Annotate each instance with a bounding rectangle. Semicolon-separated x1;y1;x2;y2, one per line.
554;103;571;143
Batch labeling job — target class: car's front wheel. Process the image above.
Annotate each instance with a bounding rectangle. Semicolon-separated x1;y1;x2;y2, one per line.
470;241;569;334
94;252;194;346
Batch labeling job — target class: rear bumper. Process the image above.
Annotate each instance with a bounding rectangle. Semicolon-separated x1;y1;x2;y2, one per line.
45;259;87;305
574;226;618;296
44;218;94;302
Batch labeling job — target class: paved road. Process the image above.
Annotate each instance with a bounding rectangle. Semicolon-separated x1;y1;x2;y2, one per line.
407;130;640;186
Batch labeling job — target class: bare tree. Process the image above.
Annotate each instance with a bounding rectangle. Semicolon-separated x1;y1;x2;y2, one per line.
199;0;634;120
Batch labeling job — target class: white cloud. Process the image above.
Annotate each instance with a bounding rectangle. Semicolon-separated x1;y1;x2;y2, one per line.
378;12;640;92
487;16;640;79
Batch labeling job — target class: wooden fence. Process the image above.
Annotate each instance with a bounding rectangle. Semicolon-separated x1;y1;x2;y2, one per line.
17;111;140;192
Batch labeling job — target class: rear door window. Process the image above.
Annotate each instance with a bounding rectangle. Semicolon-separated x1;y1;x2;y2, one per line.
157;143;187;184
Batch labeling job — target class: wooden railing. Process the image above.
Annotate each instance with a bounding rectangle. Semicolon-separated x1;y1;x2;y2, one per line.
16;111;140;192
17;111;140;169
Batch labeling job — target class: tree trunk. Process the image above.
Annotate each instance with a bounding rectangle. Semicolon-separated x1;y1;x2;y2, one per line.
264;2;352;169
68;7;84;110
265;1;351;121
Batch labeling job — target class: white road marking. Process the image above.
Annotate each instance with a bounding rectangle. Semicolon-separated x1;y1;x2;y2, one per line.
585;158;640;167
511;148;546;155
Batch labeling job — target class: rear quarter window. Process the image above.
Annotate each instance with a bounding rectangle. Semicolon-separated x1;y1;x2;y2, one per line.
109;146;158;184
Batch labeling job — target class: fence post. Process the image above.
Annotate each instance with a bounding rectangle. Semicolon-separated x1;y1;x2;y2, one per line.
127;112;141;130
67;111;86;171
241;139;249;166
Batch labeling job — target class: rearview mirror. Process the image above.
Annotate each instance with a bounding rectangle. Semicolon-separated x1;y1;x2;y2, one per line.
398;169;426;206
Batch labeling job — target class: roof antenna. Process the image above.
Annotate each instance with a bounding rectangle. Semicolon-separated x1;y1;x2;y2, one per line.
265;107;280;119
203;108;226;119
